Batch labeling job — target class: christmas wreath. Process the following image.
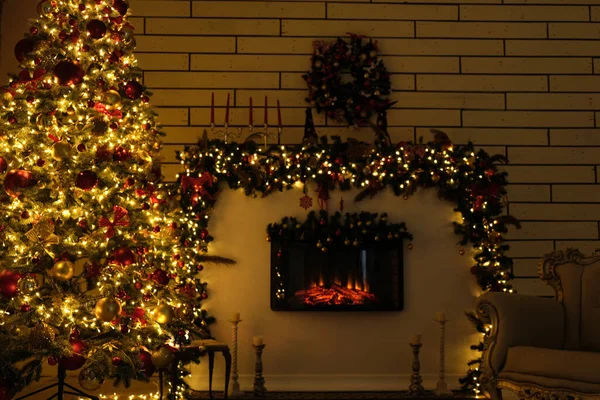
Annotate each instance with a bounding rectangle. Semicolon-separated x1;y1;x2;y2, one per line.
303;33;392;126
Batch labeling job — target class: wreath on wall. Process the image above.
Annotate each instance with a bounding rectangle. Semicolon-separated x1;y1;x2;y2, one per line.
303;34;392;127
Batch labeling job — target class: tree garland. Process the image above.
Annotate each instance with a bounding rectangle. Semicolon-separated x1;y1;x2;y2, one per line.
175;129;520;394
303;34;392;126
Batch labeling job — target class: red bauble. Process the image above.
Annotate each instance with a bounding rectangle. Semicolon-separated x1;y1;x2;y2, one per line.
200;229;209;239
30;27;39;35
113;0;128;15
75;170;98;191
14;38;35;62
0;157;7;174
60;339;87;371
113;247;136;266
54;61;84;86
86;19;107;39
113;146;130;161
0;270;21;299
139;350;155;377
4;170;34;198
152;269;170;285
201;292;208;300
123;81;143;100
47;356;58;366
112;356;122;366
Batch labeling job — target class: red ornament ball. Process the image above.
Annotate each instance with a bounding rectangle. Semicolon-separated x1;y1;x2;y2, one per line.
4;170;35;198
0;270;21;299
15;38;35;62
113;0;128;15
201;292;208;300
8;117;17;125
60;339;87;371
141;96;149;103
75;170;98;191
113;247;136;266
152;269;170;285
20;211;29;219
54;61;84;86
30;27;38;35
200;229;209;239
77;144;86;152
197;265;204;271
123;81;143;100
0;157;7;174
134;281;142;290
112;356;122;366
139;350;155;377
20;304;31;312
48;356;58;366
86;19;107;39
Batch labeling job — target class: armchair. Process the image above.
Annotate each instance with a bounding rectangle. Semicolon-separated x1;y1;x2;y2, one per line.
476;248;600;400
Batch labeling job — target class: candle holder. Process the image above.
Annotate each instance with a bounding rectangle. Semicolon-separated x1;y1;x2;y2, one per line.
409;343;425;396
252;344;267;398
435;317;453;396
210;123;241;144
228;318;245;398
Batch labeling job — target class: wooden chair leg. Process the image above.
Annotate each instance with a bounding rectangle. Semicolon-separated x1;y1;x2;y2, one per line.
208;351;215;399
223;349;232;400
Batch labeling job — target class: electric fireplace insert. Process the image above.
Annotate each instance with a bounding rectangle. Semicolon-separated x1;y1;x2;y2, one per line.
270;240;404;311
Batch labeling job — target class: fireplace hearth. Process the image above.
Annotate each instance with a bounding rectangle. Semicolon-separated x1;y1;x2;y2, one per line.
271;241;404;311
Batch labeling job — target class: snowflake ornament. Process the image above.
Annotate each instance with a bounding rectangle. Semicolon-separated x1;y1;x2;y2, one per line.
299;194;313;210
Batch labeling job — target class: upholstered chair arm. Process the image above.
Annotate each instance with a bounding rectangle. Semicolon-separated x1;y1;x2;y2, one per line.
476;292;565;378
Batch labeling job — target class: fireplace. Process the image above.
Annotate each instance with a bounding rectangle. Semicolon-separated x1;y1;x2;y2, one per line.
270;240;404;311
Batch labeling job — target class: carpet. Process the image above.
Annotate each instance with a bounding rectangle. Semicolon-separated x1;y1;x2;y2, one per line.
190;390;473;399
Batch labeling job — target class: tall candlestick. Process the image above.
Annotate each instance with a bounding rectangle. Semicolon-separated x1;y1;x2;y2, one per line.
210;92;215;125
264;96;268;126
409;343;425;396
411;334;422;345
225;93;230;126
229;317;245;398
253;343;267;398
277;100;282;127
253;335;263;346
249;97;253;127
435;317;452;396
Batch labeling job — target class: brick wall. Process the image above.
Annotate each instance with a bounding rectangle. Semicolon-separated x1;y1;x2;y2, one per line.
129;0;600;296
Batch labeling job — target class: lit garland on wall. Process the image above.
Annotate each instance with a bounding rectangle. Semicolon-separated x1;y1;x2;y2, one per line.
177;126;520;392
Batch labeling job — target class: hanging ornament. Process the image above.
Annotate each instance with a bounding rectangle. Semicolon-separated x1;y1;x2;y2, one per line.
37;0;53;15
113;0;129;15
103;90;122;109
25;220;58;257
75;170;98;191
154;304;175;324
121;26;134;44
53;61;84;86
123;81;143;100
0;157;6;174
17;276;38;294
299;194;312;210
98;206;129;238
151;346;174;369
408;243;414;250
4;170;35;197
176;303;195;320
49;260;74;280
14;38;35;62
78;368;104;391
459;248;465;256
112;247;136;266
86;19;107;39
151;269;170;285
29;324;55;349
36;113;56;130
52;142;72;161
0;270;21;298
94;297;122;322
60;339;87;371
139;350;156;377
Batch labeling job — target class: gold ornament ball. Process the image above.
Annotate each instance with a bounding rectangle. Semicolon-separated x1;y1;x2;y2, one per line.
36;113;56;130
265;236;271;242
151;347;174;369
374;90;381;96
78;368;104;391
94;298;122;322
66;106;76;116
52;142;72;161
18;276;38;294
29;324;55;349
387;233;393;240
314;60;322;68
344;239;350;246
154;304;175;324
37;0;53;15
176;304;195;320
459;248;465;256
321;247;328;253
121;27;134;43
103;90;122;109
316;241;322;249
333;61;340;68
353;240;359;247
408;243;414;250
2;92;13;107
360;53;367;61
50;260;74;280
369;50;377;58
321;84;327;90
364;73;369;79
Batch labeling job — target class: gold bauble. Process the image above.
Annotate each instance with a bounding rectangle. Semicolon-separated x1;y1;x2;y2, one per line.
37;0;53;15
369;50;377;58
176;304;195;320
50;260;74;280
36;113;56;130
78;368;104;391
408;243;414;250
151;347;174;369
103;90;122;109
1;92;13;108
94;298;122;322
459;248;465;256
52;142;72;161
154;304;175;324
121;27;135;43
29;324;55;349
374;90;381;96
66;106;76;115
17;276;38;294
88;116;108;135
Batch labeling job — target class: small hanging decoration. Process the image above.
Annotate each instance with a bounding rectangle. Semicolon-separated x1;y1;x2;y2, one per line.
98;205;130;239
299;194;313;210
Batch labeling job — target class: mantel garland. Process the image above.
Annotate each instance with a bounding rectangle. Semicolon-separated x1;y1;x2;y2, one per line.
175;129;520;394
303;34;392;126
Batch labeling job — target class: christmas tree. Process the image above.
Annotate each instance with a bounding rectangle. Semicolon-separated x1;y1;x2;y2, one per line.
0;0;213;397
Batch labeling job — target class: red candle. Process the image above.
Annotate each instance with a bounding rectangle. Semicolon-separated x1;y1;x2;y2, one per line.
210;92;215;124
225;93;230;125
249;97;253;126
277;99;282;127
264;96;268;126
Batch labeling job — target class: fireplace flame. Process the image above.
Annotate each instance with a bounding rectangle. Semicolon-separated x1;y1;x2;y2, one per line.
294;283;378;306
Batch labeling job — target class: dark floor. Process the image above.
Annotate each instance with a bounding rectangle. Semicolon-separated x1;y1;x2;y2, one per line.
191;391;473;399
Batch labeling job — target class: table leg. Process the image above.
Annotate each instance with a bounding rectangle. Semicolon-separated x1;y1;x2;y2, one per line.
223;350;232;400
208;351;215;399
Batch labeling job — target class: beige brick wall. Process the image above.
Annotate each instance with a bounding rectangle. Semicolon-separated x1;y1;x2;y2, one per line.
124;0;600;296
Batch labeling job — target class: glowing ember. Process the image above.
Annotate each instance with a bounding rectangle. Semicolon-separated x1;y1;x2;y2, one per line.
294;283;379;306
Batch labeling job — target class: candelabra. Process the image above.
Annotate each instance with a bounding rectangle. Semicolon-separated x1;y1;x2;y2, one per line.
211;123;282;148
252;344;267;398
435;316;453;396
210;123;241;144
228;318;245;398
409;343;425;396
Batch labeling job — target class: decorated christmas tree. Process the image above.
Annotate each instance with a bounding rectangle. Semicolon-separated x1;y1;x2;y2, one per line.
0;0;213;397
